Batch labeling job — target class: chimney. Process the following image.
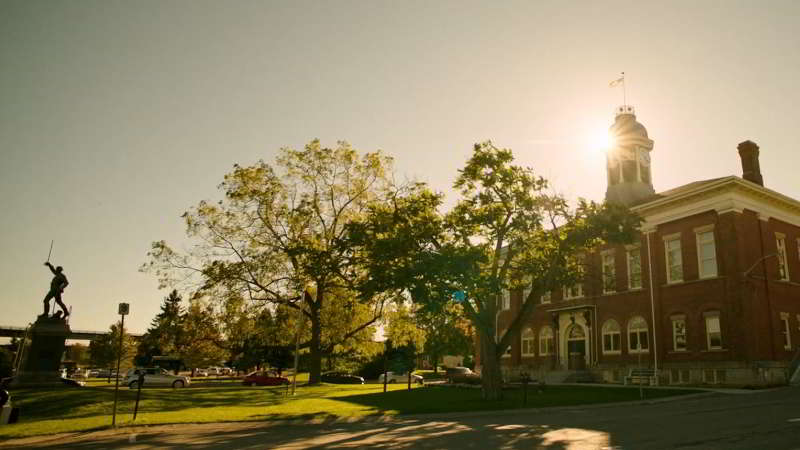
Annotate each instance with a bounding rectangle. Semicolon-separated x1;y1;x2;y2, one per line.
737;140;763;186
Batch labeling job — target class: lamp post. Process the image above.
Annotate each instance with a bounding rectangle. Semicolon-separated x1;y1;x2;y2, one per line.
111;302;129;427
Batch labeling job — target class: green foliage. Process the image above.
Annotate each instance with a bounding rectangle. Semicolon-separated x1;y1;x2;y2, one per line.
350;141;641;400
136;290;184;366
89;322;137;370
0;347;13;378
64;343;90;367
143;140;406;383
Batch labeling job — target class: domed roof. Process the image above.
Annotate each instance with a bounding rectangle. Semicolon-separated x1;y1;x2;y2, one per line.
609;107;653;150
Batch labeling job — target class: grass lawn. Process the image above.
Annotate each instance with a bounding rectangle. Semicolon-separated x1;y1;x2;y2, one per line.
0;375;700;440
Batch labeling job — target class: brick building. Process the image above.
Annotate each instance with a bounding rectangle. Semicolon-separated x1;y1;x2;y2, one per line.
494;105;800;386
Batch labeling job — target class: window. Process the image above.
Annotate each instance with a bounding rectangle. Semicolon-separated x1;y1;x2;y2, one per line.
776;234;789;281
627;246;642;290
705;313;722;350
671;316;687;351
696;227;718;278
628;316;649;353
602;251;616;293
539;327;554;355
540;291;551;304
498;328;512;357
521;328;535;356
564;284;583;299
601;320;621;354
664;235;683;283
781;312;792;350
500;290;511;310
522;286;531;303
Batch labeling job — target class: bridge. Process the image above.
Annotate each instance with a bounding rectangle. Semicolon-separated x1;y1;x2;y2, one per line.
0;325;143;341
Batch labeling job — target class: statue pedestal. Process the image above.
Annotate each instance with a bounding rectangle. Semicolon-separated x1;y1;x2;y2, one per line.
12;316;71;387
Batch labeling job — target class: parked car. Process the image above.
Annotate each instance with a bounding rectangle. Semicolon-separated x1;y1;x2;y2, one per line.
125;368;191;389
205;367;222;376
194;369;209;377
243;371;289;386
320;372;365;384
378;371;424;385
445;367;481;384
220;367;234;375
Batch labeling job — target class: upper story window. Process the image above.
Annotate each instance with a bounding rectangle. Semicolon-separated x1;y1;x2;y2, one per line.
564;284;583;300
500;290;511;310
664;234;683;284
671;315;687;351
628;316;649;353
602;319;621;354
540;291;551;304
695;226;718;279
627;246;642;290
776;233;789;281
602;251;616;294
521;328;535;356
705;312;722;350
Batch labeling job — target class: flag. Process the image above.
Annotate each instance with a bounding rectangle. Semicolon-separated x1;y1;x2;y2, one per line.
609;75;624;87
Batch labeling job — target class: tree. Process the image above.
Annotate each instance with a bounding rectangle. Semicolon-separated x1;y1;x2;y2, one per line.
89;322;137;372
65;342;91;367
350;141;639;400
178;297;229;373
0;348;13;379
136;290;184;367
143;140;402;384
418;303;473;373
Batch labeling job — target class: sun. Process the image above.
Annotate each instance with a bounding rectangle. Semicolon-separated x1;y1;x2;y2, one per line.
586;128;615;153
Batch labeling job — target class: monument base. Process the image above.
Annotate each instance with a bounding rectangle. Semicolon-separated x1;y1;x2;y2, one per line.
11;315;72;388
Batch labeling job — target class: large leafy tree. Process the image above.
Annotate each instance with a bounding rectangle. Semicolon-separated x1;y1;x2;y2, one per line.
144;140;400;383
350;141;639;400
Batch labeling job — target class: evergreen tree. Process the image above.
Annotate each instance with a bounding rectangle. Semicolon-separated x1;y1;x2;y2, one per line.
135;290;184;366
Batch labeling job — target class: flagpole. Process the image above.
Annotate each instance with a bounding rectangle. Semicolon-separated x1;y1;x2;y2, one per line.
621;72;626;106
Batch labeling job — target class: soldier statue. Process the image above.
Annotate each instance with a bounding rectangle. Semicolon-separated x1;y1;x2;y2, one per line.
43;262;69;318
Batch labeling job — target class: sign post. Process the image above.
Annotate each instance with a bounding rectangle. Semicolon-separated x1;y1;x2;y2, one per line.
111;302;129;427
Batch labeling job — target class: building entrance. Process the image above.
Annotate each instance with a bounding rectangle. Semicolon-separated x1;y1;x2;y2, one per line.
567;324;586;370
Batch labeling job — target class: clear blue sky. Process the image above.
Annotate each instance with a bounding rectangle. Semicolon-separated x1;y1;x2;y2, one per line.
2;0;799;334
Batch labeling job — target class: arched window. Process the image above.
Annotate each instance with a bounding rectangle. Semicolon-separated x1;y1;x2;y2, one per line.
521;328;535;357
628;316;649;353
602;320;621;354
539;326;554;355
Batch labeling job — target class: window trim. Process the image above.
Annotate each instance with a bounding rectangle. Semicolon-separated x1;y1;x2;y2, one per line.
601;250;616;294
695;226;718;279
663;233;683;284
704;312;723;350
601;319;622;355
671;314;687;352
776;233;789;281
539;326;554;356
521;328;535;357
626;245;643;290
627;316;650;354
781;312;792;350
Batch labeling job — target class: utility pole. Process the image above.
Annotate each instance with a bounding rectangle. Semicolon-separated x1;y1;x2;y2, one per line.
111;302;129;427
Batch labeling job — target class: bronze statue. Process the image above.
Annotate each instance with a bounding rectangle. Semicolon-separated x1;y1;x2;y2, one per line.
43;262;69;318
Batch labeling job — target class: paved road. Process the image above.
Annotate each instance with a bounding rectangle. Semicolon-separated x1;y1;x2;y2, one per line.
3;387;800;449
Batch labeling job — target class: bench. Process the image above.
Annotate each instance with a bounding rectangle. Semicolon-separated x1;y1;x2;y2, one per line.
624;368;658;386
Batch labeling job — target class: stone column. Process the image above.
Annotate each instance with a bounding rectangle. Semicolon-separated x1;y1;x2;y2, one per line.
12;316;71;386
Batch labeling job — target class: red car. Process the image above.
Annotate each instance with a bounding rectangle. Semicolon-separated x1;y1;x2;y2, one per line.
242;371;289;386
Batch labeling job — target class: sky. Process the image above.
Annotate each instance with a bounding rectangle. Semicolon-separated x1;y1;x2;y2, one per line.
2;0;799;334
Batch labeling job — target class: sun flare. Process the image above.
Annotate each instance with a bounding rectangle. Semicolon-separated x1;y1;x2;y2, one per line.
587;128;614;153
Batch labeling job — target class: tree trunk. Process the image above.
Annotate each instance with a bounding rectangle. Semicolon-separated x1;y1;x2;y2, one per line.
307;302;323;385
479;332;503;400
